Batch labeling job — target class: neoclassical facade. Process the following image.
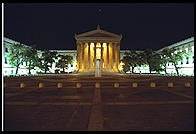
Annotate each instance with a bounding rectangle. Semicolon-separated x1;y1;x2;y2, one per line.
75;26;122;72
3;26;194;76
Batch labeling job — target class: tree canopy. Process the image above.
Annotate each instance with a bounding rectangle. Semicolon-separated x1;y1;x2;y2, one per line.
23;45;39;74
38;50;58;73
56;54;73;73
8;43;26;75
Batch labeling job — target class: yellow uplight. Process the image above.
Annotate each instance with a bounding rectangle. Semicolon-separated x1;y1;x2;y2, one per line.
103;43;107;47
90;43;94;47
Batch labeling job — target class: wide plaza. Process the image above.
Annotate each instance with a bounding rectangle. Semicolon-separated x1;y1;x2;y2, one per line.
3;74;194;131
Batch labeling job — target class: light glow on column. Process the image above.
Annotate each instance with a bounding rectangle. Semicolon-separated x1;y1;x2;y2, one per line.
84;43;89;69
109;43;113;68
90;43;95;67
103;43;107;68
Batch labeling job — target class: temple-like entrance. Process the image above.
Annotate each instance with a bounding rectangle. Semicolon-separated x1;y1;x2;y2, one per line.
75;25;122;72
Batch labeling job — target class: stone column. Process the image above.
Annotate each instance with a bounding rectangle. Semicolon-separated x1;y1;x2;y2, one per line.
81;42;84;71
101;43;103;70
94;43;97;69
117;43;120;72
85;43;88;70
103;43;106;69
114;43;118;71
110;43;113;69
112;43;115;71
91;43;95;69
107;43;109;70
88;42;90;70
78;43;81;71
76;42;80;71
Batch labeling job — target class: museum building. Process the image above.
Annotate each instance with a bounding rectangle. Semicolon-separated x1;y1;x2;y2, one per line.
3;26;194;76
75;25;121;72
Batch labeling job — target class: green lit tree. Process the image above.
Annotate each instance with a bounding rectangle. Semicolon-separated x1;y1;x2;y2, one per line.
56;55;73;73
160;47;187;76
23;45;39;74
159;48;171;74
142;49;154;73
142;49;164;73
38;50;58;74
150;53;164;73
8;43;26;75
121;51;145;73
121;57;130;73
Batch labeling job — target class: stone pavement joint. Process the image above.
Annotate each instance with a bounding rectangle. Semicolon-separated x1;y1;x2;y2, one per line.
5;101;92;106
103;100;194;105
88;88;103;131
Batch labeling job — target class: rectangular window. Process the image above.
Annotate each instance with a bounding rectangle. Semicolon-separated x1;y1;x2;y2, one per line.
11;70;13;74
181;60;183;65
186;57;189;64
5;57;7;64
5;48;8;52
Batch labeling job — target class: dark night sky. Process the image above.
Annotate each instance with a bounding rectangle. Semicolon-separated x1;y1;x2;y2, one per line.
4;3;194;51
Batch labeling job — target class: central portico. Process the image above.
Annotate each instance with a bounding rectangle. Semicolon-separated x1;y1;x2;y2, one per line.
75;25;122;72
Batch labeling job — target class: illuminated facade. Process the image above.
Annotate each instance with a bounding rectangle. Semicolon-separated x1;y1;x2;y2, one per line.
75;25;122;72
2;27;194;76
157;37;194;76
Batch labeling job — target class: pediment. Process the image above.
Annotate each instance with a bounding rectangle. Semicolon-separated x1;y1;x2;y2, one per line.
75;28;122;39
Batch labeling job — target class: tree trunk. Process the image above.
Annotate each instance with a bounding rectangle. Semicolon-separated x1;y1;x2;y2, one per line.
28;69;31;74
15;66;19;75
174;63;179;76
28;62;31;74
131;66;134;73
149;66;152;73
44;63;47;74
164;64;167;75
15;60;20;75
164;68;167;74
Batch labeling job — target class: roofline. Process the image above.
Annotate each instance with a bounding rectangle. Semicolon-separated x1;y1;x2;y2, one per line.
3;37;30;48
156;36;194;52
75;26;122;39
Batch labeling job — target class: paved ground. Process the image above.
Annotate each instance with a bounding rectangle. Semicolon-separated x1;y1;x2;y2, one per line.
3;75;194;131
